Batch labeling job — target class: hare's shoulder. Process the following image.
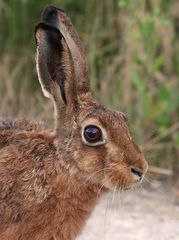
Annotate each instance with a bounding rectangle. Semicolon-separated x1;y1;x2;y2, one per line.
0;117;55;150
0;117;48;132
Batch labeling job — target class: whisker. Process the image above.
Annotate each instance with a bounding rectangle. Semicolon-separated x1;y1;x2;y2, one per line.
103;192;111;240
108;184;117;216
86;167;112;182
138;182;145;194
118;178;125;209
144;176;171;199
111;185;117;207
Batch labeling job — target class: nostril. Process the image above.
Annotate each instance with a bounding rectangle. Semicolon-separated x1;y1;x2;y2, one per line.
131;168;143;179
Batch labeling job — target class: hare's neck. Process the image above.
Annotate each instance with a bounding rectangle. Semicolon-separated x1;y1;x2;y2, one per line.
52;173;103;239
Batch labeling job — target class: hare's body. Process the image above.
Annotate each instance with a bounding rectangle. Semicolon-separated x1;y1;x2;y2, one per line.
0;118;100;240
0;6;148;240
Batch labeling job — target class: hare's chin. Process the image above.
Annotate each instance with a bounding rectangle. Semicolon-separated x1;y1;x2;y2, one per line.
125;178;144;190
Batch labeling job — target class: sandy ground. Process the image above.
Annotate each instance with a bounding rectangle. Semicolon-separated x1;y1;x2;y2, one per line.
77;183;179;240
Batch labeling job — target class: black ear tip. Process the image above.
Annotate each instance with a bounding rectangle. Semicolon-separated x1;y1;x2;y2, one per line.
43;5;66;14
42;5;66;23
42;6;57;22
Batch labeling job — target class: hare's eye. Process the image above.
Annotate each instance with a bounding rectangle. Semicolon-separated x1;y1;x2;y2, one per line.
84;125;102;143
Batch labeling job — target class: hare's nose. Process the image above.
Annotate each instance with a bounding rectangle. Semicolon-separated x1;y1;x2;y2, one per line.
131;167;143;181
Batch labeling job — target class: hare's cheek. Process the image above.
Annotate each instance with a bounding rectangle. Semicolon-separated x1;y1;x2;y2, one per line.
73;147;105;178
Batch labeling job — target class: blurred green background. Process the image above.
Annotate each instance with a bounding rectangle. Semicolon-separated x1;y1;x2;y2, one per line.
0;0;179;179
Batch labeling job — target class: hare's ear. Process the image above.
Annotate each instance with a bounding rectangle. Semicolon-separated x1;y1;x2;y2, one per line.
35;23;78;129
42;6;90;95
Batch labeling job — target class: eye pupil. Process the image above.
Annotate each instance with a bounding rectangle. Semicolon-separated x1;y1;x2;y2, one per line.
84;125;101;143
86;128;98;139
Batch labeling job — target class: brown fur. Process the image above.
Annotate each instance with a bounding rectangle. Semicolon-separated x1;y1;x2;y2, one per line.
0;6;148;240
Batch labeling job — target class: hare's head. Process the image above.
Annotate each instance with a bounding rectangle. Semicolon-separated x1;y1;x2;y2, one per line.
35;6;148;191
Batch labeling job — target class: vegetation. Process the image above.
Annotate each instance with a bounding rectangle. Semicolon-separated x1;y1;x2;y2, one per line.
0;0;179;178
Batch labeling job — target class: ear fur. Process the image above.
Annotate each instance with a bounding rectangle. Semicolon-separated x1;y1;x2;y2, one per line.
42;6;90;94
35;22;78;129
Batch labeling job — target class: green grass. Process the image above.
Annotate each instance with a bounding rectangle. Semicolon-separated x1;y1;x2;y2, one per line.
0;0;179;176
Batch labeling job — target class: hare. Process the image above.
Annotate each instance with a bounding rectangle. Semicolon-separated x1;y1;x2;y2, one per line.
0;6;148;240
